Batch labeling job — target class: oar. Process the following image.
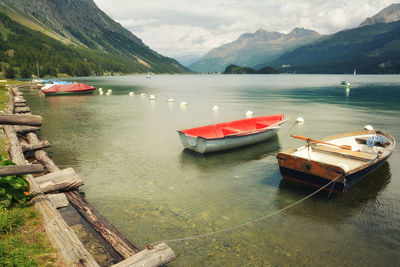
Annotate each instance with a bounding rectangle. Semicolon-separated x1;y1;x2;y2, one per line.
290;134;352;150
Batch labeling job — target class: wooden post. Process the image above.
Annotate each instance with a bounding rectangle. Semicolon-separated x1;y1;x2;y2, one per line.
0;114;43;126
111;243;175;267
66;190;141;258
0;164;44;176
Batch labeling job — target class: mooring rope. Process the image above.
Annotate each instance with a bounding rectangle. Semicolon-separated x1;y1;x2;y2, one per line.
151;173;343;246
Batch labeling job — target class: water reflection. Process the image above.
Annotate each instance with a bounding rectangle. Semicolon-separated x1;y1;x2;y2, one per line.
179;135;281;170
274;162;392;223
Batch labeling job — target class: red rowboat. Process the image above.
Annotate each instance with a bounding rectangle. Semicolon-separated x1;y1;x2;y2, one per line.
42;83;96;96
178;114;287;153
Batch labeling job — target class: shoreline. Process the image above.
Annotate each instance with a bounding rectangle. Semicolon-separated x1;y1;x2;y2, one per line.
3;82;175;266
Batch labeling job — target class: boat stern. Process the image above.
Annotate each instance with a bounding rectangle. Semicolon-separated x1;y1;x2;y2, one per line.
276;152;347;193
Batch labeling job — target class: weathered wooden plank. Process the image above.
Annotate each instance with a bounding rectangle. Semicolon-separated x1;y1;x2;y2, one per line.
47;193;69;209
14;102;27;107
33;195;100;267
21;140;51;152
66;190;140;258
6;88;100;266
13;96;26;103
35;169;83;193
0;114;43;126
14;106;31;113
35;150;60;172
111;243;175;267
4;125;27;165
35;167;76;184
0;164;44;176
11;87;23;96
14;125;40;133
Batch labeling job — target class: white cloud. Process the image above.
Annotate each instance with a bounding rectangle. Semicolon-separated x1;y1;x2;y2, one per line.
93;0;396;59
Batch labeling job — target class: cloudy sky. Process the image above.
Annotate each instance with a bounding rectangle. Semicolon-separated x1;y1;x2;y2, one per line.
93;0;395;63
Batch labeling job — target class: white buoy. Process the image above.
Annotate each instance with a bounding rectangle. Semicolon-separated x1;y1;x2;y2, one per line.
99;91;104;95
364;125;374;131
129;92;134;96
140;93;146;96
149;94;156;100
245;110;254;118
167;98;175;102
296;117;304;124
180;101;188;107
107;89;112;94
213;105;219;111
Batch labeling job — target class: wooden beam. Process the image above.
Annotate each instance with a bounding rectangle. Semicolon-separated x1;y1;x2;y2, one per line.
13;96;26;103
14;102;27;107
6;88;100;266
14;125;40;133
0;114;43;126
35;168;84;193
4;125;27;165
111;243;175;267
66;190;140;258
0;164;44;176
14;106;31;113
35;150;60;172
33;195;100;267
21;140;51;153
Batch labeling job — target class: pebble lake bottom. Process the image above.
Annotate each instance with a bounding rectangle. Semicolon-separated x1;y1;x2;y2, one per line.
24;75;400;266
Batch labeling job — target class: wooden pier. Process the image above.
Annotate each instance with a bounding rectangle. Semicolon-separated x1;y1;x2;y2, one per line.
0;84;175;266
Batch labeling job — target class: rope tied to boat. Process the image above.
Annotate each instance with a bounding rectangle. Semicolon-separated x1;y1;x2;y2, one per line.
150;173;343;246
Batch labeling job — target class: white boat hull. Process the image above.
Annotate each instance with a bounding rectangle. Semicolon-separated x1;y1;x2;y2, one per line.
179;128;279;154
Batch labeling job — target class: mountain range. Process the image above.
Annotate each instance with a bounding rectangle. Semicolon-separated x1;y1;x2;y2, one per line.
189;28;321;73
271;4;400;74
0;0;187;77
190;3;400;74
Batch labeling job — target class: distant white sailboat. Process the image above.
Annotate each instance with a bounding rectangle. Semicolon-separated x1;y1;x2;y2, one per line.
353;69;357;76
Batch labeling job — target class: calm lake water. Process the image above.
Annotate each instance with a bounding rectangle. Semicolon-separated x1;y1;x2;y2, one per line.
24;75;400;266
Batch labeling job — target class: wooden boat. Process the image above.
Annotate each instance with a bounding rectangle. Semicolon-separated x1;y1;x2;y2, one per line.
178;114;287;154
42;83;96;96
276;130;395;193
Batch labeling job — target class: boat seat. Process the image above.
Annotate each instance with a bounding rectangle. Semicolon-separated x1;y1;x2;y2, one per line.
313;145;377;162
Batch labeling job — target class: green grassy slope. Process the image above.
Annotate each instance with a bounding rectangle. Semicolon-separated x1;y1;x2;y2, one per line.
0;0;188;74
0;12;157;77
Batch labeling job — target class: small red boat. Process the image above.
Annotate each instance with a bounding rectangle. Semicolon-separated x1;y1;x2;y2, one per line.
42;83;96;96
178;114;287;153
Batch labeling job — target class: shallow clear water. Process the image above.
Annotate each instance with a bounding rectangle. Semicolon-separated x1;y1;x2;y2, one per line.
24;75;400;266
